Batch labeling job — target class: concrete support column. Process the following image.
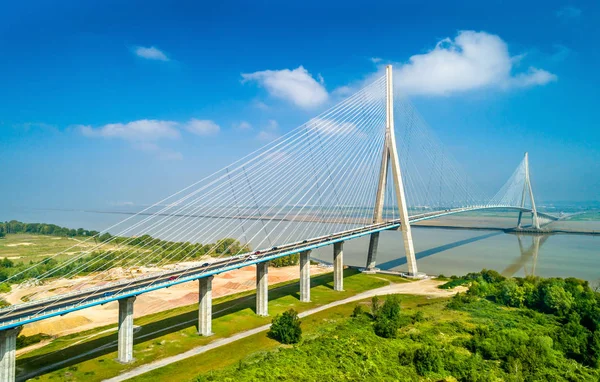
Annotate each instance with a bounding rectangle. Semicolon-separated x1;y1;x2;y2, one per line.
256;262;269;316
333;242;344;291
366;232;380;270
0;327;21;382
198;276;214;336
117;296;136;364
300;250;311;302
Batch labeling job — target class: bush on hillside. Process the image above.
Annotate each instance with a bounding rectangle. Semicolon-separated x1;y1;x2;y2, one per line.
268;309;302;344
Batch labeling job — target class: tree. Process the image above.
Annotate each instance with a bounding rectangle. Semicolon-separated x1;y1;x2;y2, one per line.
544;284;575;316
371;296;380;316
98;233;112;243
373;295;402;338
498;279;525;307
268;309;302;344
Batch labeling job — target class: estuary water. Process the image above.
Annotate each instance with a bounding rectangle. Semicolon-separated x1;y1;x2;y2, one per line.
2;208;599;283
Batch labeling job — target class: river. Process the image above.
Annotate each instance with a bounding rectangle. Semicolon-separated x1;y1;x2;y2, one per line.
2;208;599;283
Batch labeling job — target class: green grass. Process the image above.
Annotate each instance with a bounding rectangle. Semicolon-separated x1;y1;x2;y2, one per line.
20;268;400;381
152;294;598;382
130;294;449;382
0;233;120;263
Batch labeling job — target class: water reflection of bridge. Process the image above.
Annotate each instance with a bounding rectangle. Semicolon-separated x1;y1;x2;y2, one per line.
501;234;548;278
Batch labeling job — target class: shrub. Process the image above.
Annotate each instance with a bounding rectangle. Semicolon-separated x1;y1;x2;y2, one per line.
373;295;402;338
413;310;426;323
371;296;380;316
413;345;443;375
351;304;365;318
398;347;414;365
268;309;302;344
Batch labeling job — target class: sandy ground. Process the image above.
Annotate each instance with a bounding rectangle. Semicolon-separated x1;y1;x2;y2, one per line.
104;278;460;382
10;263;330;338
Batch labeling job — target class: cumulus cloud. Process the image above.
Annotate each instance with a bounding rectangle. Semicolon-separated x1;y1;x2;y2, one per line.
80;118;220;160
79;120;180;141
134;46;170;61
257;120;279;141
185;119;220;136
234;121;252;130
390;30;556;95
242;66;328;109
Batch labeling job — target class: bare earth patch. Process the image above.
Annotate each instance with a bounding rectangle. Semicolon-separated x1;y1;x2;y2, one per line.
10;263;329;337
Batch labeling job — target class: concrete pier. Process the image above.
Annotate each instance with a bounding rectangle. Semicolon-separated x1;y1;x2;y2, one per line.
300;250;311;302
333;242;344;291
256;262;269;316
365;232;380;270
0;327;21;382
117;296;136;363
198;276;214;336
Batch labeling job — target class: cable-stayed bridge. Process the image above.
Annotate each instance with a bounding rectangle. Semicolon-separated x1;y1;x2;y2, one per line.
0;66;562;379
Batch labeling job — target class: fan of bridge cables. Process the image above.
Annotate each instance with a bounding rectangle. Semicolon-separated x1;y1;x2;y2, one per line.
1;74;490;304
488;155;531;208
392;92;487;215
487;156;554;225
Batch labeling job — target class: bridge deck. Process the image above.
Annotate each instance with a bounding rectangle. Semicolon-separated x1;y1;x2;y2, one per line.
0;205;555;330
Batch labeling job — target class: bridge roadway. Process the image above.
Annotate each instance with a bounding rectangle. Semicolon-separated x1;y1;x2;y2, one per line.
0;204;553;331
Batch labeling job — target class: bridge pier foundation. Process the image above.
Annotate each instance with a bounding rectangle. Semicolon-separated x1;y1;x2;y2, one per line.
0;327;21;382
333;242;344;291
256;262;269;316
300;250;311;302
365;232;380;270
198;276;214;336
117;296;136;364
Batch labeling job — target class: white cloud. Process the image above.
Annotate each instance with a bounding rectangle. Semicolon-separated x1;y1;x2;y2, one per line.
80;118;217;160
370;57;383;64
308;118;361;137
134;46;170;61
556;6;582;20
242;66;328;109
257;120;279;141
80;119;180;141
509;67;558;88
388;30;556;95
185;119;220;136
233;121;252;130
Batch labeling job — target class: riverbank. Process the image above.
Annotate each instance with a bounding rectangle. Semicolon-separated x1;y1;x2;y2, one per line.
16;269;404;381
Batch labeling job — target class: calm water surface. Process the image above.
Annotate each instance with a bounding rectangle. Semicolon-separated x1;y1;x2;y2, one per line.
2;208;599;283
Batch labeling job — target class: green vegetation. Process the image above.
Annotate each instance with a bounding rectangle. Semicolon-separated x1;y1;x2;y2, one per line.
372;295;402;338
20;269;397;381
268;309;302;344
270;253;299;268
0;220;99;238
187;272;599;382
0;220;248;287
16;333;53;350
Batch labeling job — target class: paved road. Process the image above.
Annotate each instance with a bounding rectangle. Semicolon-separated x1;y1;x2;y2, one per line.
103;278;458;382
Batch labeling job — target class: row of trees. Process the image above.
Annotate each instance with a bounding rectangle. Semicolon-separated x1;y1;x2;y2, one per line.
0;220;99;238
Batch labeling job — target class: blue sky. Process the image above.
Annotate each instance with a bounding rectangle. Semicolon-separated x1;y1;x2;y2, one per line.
0;0;598;211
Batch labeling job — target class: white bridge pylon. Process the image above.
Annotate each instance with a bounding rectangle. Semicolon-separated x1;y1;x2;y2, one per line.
366;65;418;275
518;152;540;229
